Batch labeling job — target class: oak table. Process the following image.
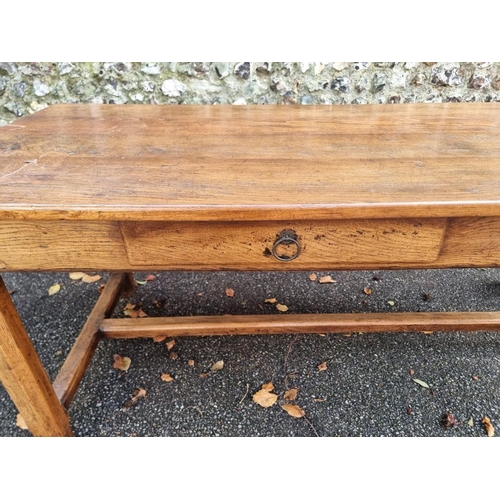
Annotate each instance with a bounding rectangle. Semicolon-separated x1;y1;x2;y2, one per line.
2;103;500;436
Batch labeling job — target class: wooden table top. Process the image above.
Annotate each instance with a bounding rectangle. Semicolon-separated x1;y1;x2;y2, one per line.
1;102;500;221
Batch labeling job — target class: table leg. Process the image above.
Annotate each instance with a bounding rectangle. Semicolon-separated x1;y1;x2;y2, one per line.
0;275;73;437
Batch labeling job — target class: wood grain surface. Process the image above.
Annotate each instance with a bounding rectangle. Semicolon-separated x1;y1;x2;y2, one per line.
2;216;500;271
100;311;500;338
0;276;73;436
1;103;500;221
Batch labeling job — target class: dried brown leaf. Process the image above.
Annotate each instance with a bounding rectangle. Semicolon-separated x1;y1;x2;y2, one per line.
81;274;101;283
199;373;208;378
253;389;278;408
153;299;165;308
124;302;136;310
153;335;167;343
166;339;176;351
123;388;146;408
281;404;305;418
440;412;458;428
276;303;289;312
113;354;131;372
363;287;372;295
48;283;61;296
261;382;274;392
161;373;174;382
309;273;317;281
211;360;224;371
318;361;327;371
169;351;178;360
124;307;148;318
482;417;495;437
16;413;28;430
472;375;480;381
319;276;336;284
188;359;195;367
225;288;235;297
265;297;277;304
69;272;85;280
284;388;298;401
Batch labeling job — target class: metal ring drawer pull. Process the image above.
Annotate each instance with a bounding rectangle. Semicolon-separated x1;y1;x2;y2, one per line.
272;230;301;261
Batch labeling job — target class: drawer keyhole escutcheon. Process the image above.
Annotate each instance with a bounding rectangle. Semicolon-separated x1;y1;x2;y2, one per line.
272;229;301;262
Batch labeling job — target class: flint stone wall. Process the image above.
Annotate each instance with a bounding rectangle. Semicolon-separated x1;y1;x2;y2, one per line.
1;62;499;125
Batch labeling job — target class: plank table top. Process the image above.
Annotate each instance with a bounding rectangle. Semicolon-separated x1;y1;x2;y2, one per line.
1;102;500;221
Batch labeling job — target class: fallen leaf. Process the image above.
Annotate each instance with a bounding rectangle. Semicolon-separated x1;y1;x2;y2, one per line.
468;417;474;427
387;300;395;306
166;339;176;351
123;388;146;408
16;413;28;430
211;360;224;371
440;412;458;428
161;373;174;382
482;417;495;437
265;297;277;304
124;307;148;318
113;354;131;372
48;284;61;295
413;378;429;389
199;373;208;378
153;299;165;308
284;388;298;401
421;331;434;335
81;274;101;283
153;335;167;343
135;280;147;285
318;361;327;371
309;273;317;281
253;383;279;408
145;274;156;281
319;276;336;284
276;303;289;312
409;369;415;376
472;375;479;381
225;288;235;297
407;406;413;415
363;287;372;295
69;272;85;280
169;351;178;360
282;404;305;418
124;302;136;310
188;359;195;367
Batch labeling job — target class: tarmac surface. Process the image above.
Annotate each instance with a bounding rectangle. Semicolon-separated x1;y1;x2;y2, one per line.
1;268;500;437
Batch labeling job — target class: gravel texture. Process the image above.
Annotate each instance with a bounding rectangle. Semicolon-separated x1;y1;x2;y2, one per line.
1;269;499;437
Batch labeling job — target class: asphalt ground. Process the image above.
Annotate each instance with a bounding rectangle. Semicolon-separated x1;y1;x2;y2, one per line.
1;268;500;437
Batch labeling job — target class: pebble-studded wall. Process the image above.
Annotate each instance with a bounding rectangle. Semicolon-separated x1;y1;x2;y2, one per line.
1;62;499;125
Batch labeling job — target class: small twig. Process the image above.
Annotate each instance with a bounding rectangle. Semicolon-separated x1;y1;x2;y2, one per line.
303;414;320;437
178;406;203;419
236;383;250;407
283;335;301;389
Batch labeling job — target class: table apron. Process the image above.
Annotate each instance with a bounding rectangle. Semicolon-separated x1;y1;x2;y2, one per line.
0;217;499;272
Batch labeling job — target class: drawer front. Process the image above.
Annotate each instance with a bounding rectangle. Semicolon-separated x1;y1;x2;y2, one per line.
120;218;447;270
